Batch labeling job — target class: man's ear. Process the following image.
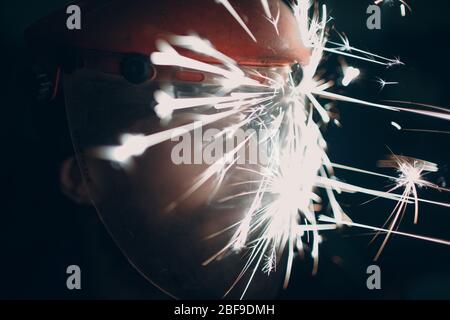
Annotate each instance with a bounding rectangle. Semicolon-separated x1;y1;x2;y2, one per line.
60;157;91;204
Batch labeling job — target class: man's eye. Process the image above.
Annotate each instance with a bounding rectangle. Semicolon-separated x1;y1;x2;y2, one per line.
290;63;303;86
121;53;153;84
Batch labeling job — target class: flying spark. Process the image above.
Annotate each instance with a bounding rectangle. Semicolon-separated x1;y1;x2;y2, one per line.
377;77;399;90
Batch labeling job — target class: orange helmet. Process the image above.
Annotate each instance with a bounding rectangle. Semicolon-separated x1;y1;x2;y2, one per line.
27;0;310;84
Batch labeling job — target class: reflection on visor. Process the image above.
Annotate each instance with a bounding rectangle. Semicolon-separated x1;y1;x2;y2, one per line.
80;49;298;87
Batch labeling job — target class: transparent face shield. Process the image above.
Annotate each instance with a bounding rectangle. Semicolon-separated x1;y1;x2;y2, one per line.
63;61;296;298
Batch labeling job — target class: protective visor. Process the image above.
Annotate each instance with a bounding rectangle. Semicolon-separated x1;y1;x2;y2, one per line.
63;61;296;298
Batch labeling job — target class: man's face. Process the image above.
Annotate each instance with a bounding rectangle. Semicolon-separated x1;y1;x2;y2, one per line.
63;67;284;298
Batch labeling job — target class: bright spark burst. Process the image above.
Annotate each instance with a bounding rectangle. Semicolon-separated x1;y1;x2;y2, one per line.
374;154;450;260
90;0;450;298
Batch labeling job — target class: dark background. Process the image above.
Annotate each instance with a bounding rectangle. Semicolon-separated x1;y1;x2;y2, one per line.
1;0;449;299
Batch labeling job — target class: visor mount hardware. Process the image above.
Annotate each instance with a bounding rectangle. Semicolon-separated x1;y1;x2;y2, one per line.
121;53;152;84
33;66;53;102
290;62;303;87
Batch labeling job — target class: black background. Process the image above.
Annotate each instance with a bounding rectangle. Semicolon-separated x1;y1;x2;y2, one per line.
1;0;449;299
